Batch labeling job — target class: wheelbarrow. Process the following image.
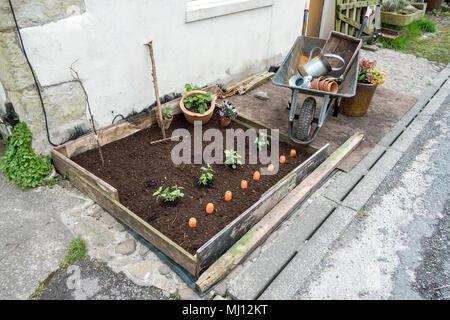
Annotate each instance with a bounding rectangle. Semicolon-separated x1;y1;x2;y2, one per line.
272;4;372;144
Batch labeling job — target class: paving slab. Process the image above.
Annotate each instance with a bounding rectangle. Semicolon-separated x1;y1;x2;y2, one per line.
0;173;90;299
227;196;337;300
259;206;356;300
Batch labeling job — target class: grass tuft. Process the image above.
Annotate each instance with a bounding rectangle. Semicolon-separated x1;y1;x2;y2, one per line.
60;238;87;268
380;16;449;64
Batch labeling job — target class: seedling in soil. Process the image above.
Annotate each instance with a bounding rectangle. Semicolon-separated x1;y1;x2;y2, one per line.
254;132;269;151
161;105;172;120
224;149;242;169
153;185;184;203
184;83;212;114
198;164;214;186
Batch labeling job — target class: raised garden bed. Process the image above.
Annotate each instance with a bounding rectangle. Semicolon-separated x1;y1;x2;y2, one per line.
381;2;427;26
52;104;328;277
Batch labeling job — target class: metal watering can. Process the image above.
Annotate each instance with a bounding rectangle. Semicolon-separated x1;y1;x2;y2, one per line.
298;47;345;78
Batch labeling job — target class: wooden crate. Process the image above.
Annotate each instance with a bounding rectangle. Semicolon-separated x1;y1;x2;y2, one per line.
52;103;328;277
336;0;382;37
322;31;362;78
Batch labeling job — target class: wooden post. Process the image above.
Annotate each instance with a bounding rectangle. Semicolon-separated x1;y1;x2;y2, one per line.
146;41;166;140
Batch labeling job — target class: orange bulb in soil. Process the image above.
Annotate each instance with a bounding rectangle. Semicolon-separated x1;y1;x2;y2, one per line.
241;180;248;189
206;203;214;214
280;156;286;164
224;191;232;201
253;171;261;181
189;218;197;228
268;164;275;172
290;149;297;157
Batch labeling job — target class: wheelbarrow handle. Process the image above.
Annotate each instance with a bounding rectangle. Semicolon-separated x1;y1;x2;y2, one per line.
357;6;373;39
302;1;310;36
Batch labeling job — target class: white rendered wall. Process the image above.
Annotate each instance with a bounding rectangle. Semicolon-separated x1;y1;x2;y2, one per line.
20;0;306;129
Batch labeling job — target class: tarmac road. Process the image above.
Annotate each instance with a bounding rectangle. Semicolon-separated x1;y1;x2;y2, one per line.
295;93;450;300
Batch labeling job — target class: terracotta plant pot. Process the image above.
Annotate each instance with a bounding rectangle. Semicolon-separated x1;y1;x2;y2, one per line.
340;82;378;117
219;116;232;127
158;116;173;130
179;90;217;124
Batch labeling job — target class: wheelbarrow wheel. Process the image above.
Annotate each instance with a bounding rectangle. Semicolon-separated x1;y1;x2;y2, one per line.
295;97;316;141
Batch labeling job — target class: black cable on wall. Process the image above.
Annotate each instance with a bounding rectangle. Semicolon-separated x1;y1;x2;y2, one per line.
8;0;58;146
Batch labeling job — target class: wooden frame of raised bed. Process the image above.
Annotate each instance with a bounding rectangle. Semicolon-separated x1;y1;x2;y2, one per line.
51;103;328;278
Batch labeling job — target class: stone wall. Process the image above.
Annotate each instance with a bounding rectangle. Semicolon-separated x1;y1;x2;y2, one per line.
0;0;88;153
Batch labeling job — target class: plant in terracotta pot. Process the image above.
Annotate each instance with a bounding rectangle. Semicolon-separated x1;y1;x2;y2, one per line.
340;58;386;117
180;83;217;124
219;100;238;127
159;105;173;130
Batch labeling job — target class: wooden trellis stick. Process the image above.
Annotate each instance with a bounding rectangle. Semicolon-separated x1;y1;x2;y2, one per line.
69;60;105;167
146;41;166;141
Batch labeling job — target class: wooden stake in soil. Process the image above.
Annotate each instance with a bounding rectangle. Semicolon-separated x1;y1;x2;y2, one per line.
69;60;105;167
146;41;166;141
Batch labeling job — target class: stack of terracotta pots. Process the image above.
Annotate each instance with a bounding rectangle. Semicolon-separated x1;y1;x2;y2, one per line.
310;76;339;94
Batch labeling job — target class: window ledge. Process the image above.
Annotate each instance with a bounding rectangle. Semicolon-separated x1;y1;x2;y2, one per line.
186;0;274;23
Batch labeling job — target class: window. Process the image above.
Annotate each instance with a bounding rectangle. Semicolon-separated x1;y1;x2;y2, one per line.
186;0;274;23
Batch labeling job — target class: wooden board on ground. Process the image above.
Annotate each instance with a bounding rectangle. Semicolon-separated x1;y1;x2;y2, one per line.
195;133;364;293
221;72;274;98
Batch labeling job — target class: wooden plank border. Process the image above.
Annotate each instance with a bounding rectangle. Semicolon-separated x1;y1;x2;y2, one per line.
195;132;364;292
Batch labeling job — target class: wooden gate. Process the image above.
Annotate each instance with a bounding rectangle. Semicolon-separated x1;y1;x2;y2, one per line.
335;0;381;37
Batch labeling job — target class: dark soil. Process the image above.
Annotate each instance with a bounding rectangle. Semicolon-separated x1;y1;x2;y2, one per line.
71;113;308;254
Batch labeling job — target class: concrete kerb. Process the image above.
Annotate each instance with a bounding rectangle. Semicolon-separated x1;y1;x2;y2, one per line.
226;65;449;300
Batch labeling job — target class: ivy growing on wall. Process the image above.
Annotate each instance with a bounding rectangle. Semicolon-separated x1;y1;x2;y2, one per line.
0;121;55;189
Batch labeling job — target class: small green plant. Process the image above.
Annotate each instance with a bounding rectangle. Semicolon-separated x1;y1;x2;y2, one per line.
169;292;181;300
198;164;214;186
415;17;437;33
357;208;370;218
60;237;87;268
0;121;53;189
224;149;242;169
162;105;172;120
381;0;409;13
28;281;47;300
153;185;184;203
254;132;270;151
184;83;212;114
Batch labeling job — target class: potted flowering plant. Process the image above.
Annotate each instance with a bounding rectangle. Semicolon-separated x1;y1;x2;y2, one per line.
219;100;238;127
340;58;386;117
